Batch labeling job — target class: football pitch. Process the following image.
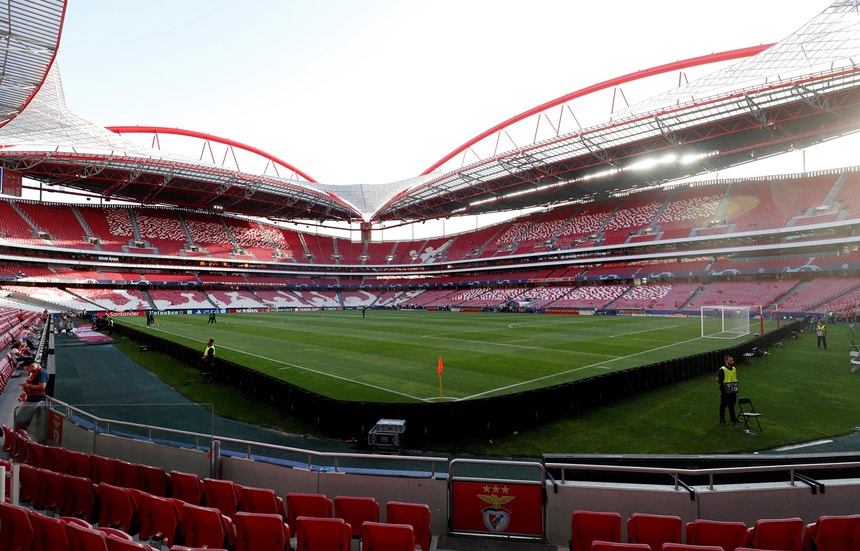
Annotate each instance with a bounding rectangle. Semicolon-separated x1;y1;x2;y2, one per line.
122;310;774;403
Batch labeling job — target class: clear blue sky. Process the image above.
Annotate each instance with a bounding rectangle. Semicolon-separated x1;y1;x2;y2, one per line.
55;0;838;191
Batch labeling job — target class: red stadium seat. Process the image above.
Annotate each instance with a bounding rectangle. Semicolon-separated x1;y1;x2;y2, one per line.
169;470;204;505
181;503;235;549
286;492;332;527
570;510;622;551
233;511;291;551
0;424;15;457
361;521;415;551
295;515;352;551
746;517;803;551
34;466;65;512
334;495;380;539
386;500;432;551
65;449;92;478
627;512;683;550
96;482;139;534
17;462;40;506
0;501;35;551
138;463;170;497
29;509;70;551
137;491;183;548
114;459;144;491
238;484;286;518
90;454;118;485
202;477;241;517
804;514;860;551
65;519;109;551
684;519;748;551
60;474;98;522
41;444;69;472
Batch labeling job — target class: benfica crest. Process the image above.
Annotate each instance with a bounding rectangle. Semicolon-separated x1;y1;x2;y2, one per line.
477;485;515;532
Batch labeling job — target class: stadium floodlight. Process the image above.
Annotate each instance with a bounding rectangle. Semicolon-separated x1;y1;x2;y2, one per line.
701;305;751;339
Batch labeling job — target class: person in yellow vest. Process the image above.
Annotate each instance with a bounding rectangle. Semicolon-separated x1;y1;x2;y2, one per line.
816;319;827;350
716;355;739;426
201;338;215;382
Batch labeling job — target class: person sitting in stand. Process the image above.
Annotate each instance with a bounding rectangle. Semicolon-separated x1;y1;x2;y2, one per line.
15;358;48;429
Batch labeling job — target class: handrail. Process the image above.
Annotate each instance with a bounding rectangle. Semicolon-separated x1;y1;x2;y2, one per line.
47;397;449;477
545;460;860;491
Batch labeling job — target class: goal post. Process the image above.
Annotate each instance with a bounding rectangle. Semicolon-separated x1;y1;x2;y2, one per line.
701;305;752;339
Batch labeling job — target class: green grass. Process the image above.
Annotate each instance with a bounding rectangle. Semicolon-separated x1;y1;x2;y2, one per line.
113;311;860;457
118;310;761;402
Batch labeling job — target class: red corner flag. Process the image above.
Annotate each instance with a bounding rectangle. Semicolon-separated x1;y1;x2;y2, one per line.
437;356;444;402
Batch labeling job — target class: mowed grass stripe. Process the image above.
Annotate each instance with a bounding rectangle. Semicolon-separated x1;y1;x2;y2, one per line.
122;311;768;402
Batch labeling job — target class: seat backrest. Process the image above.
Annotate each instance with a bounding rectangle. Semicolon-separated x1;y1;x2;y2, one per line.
1;424;15;455
17;462;40;505
35;467;65;511
810;514;860;551
90;454;118;485
286;492;332;526
386;501;432;551
687;519;748;550
238;485;285;518
169;470;204;505
361;521;415;551
0;501;34;551
138;464;169;497
64;450;92;478
295;516;352;551
181;503;232;549
570;509;622;551
96;482;138;533
65;520;109;551
627;512;683;549
750;517;803;551
234;511;290;551
60;474;98;521
334;495;380;538
114;460;144;491
29;510;70;551
203;477;240;517
137;491;182;547
737;397;755;411
42;444;69;472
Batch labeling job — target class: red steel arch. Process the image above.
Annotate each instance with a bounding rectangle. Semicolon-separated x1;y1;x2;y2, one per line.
421;44;774;176
106;125;317;183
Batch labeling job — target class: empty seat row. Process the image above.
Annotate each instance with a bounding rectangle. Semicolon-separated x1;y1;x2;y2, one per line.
1;432;432;550
572;509;859;551
0;498;282;551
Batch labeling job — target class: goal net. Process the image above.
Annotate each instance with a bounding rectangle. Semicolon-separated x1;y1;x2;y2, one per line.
701;305;751;339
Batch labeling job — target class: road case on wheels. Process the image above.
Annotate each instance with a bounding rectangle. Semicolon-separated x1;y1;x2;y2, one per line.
368;419;406;454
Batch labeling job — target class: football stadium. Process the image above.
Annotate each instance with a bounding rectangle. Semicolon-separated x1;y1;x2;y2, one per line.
2;1;860;549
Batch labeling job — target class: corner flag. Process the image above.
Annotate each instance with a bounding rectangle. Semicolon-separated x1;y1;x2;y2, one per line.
437;356;444;402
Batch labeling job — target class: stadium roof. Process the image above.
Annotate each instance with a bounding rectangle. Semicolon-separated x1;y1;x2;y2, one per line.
0;0;65;129
0;1;859;226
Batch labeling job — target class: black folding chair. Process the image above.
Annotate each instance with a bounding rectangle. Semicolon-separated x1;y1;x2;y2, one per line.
734;396;763;433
